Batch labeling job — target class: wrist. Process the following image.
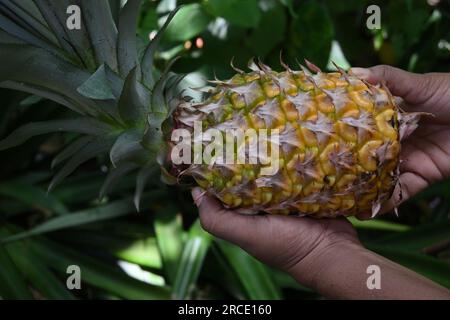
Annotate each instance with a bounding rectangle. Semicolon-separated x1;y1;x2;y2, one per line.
286;239;366;291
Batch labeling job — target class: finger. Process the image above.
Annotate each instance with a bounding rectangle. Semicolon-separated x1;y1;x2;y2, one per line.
355;171;427;220
192;188;258;244
381;171;428;214
350;65;426;102
355;211;372;221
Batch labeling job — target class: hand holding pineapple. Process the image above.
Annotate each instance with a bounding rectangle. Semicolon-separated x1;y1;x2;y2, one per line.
194;65;450;299
352;65;450;219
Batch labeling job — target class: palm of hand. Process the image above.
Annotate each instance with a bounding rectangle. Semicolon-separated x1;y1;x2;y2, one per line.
194;190;358;272
385;74;450;211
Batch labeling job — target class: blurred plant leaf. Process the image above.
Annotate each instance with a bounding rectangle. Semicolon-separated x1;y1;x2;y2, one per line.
20;94;43;107
217;240;282;300
114;237;162;269
139;8;158;38
0;181;68;215
1;193;163;243
368;244;450;289
0;245;33;299
204;0;261;28
386;0;432;61
32;238;170;299
0;118;114;151
279;0;296;17
372;220;450;252
48;137;115;191
247;2;286;57
165;4;212;42
0;227;76;300
154;208;185;284
287;1;333;68
349;217;411;232
172;220;212;299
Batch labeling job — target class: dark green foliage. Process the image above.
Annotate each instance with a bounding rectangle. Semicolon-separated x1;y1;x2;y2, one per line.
0;0;449;300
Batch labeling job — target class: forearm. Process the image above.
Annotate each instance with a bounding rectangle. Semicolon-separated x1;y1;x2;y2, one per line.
289;241;450;300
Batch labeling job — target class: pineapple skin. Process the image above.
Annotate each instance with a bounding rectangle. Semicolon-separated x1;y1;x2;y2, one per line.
176;63;400;218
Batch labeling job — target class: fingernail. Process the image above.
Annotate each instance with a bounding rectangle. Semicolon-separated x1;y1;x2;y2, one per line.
191;187;204;206
349;67;371;79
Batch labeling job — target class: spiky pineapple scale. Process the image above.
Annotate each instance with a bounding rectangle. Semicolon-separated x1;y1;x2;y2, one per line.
177;64;400;217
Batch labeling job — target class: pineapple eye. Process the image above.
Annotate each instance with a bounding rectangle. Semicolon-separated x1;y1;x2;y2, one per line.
389;117;396;128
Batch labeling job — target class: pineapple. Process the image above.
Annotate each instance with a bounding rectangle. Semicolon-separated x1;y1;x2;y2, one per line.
0;1;416;218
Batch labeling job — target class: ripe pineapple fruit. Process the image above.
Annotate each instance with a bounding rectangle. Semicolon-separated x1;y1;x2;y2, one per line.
0;1;416;218
175;60;403;217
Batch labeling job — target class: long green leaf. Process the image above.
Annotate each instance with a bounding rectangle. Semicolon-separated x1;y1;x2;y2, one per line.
154;208;184;284
2;81;85;114
141;6;181;87
80;0;118;71
1;193;163;243
0;44;98;114
51;136;94;169
114;237;162;270
368;244;450;289
0;245;33;299
0;181;68;215
0;227;76;300
34;0;96;68
118;68;148;127
109;129;145;166
32;238;170;299
372;220;450;252
349;217;411;232
217;240;282;300
0;0;58;46
100;162;138;198
134;166;157;211
172;220;212;299
117;0;140;77
0;118;113;150
77;64;116;100
49;137;115;191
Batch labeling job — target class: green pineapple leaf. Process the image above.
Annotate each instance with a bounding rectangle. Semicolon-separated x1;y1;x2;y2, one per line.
81;0;118;71
49;137;115;191
0;118;113;151
117;0;141;77
77;64;117;100
134;165;158;211
109;129;146;167
118;67;149;127
141;6;182;87
100;162;139;199
51;136;94;169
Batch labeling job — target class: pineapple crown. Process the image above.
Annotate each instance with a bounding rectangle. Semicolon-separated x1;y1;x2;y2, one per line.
0;1;183;210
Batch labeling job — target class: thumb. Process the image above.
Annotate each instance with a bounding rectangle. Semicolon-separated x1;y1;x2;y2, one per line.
191;187;256;244
350;65;426;102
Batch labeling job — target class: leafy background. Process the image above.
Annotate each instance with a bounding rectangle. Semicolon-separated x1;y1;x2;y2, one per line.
1;0;450;299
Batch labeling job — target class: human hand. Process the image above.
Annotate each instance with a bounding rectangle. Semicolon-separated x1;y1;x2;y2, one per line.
192;188;360;281
193;187;450;299
351;66;450;219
